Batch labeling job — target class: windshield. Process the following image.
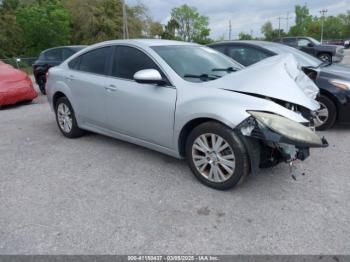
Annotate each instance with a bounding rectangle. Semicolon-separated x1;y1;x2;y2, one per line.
152;45;244;82
264;44;323;68
309;37;321;45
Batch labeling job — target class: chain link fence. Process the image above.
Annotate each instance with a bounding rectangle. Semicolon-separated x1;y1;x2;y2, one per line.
0;57;37;75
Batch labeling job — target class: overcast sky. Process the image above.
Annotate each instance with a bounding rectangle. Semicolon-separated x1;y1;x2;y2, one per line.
126;0;350;39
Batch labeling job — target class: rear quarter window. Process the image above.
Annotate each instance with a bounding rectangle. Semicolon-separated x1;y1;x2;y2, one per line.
68;57;80;70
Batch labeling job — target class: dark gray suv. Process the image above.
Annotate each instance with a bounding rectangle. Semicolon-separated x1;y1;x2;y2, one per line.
274;37;344;63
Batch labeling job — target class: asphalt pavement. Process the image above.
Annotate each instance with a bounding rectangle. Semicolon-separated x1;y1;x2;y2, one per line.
0;51;350;254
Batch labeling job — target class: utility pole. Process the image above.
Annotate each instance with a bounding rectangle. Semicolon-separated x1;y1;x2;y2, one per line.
229;20;232;40
122;0;129;39
320;9;328;44
285;12;292;33
250;29;253;38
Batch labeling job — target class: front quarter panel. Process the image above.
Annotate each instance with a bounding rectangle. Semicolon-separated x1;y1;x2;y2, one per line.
173;85;309;152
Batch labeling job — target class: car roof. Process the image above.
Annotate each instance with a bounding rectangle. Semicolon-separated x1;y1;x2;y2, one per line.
43;45;87;52
209;40;283;48
90;39;198;48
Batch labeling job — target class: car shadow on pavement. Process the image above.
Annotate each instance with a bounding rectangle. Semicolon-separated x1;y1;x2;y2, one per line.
80;131;296;194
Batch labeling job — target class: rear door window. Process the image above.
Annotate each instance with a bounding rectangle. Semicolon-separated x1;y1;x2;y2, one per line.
77;46;111;75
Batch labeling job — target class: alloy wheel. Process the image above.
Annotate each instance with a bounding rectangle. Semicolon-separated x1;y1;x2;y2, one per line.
319;54;331;62
314;101;329;127
192;133;236;183
57;103;73;133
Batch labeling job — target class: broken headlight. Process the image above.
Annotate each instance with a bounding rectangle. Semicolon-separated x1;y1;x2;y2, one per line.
248;111;323;147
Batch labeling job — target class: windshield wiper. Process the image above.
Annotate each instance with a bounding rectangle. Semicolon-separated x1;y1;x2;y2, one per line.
183;74;220;81
212;66;238;72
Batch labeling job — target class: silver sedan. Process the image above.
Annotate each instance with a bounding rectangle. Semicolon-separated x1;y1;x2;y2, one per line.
46;39;327;190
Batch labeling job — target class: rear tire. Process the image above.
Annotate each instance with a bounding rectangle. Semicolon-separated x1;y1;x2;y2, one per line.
55;97;84;138
315;95;337;131
185;121;249;190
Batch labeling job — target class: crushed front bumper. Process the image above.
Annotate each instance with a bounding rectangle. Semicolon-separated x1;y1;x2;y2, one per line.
237;117;328;174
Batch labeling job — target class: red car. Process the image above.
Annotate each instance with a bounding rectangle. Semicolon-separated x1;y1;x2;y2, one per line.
0;61;37;107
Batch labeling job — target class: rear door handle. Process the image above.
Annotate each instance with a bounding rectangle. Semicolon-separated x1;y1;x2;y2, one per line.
105;84;117;92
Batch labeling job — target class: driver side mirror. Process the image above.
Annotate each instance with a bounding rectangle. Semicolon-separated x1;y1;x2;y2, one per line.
307;43;314;47
133;69;166;85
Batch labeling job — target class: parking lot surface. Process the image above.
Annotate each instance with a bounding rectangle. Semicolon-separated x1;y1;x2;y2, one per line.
1;51;350;254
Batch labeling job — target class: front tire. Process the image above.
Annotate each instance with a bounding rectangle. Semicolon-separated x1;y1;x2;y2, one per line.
318;53;332;63
315;95;337;130
55;97;84;138
185;122;249;190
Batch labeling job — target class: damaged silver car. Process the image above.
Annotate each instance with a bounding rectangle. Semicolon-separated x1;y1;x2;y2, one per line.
46;39;328;190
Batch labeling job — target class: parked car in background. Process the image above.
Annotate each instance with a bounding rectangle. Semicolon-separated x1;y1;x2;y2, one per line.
0;60;37;107
46;39;327;190
33;45;86;94
273;36;345;63
208;40;350;130
345;39;350;49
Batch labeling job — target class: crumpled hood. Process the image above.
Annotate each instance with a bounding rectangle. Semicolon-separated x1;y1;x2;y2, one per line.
211;54;320;111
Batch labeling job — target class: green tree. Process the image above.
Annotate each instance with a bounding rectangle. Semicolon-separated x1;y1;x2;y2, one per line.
289;5;312;36
170;4;210;43
338;11;350;36
1;0;20;10
161;18;180;40
261;21;285;40
238;32;252;40
261;21;274;40
127;3;150;38
64;0;123;44
324;16;347;39
0;0;24;58
286;5;350;40
64;0;150;43
149;21;164;38
16;0;71;56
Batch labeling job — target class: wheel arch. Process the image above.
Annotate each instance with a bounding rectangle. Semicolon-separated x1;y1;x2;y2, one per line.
177;117;232;158
52;91;68;109
319;89;339;119
317;51;332;59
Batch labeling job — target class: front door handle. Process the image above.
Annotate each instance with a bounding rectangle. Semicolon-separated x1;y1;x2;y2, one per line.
105;84;117;92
